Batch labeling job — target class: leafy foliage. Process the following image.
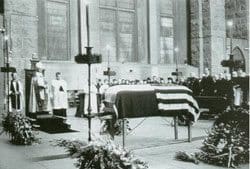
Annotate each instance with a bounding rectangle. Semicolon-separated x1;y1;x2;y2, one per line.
1;112;39;145
175;151;199;164
56;137;148;169
196;107;249;168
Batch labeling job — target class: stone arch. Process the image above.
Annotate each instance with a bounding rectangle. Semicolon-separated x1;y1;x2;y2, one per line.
232;46;246;71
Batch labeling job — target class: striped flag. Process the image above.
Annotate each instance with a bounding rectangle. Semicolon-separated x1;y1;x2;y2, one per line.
104;85;200;122
155;86;200;122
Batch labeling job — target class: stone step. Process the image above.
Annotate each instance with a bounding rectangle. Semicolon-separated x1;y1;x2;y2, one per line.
27;113;72;133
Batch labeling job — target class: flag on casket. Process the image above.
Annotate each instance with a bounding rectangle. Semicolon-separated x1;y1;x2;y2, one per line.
155;86;200;122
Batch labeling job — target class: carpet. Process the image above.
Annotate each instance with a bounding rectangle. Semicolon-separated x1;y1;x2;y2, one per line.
37;127;78;134
33;114;78;134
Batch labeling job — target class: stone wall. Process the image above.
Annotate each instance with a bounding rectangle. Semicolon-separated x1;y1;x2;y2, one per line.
225;0;249;39
41;61;198;91
0;15;4;112
0;0;38;113
225;0;249;73
190;0;228;75
209;0;226;75
40;0;193;89
190;0;200;67
0;0;198;114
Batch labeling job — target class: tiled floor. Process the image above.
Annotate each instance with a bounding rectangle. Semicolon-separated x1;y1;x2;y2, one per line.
0;108;248;169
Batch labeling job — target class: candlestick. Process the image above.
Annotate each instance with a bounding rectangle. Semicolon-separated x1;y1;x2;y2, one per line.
77;0;83;54
174;47;179;81
108;51;110;68
86;3;91;142
86;4;90;47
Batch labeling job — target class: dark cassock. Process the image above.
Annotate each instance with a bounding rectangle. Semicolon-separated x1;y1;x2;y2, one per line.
186;77;200;96
200;75;215;96
9;79;23;112
242;76;249;107
224;79;234;106
214;78;227;97
29;69;51;114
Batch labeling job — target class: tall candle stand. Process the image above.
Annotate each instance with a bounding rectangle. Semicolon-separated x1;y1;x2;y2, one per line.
103;46;116;86
0;17;16;115
75;0;101;142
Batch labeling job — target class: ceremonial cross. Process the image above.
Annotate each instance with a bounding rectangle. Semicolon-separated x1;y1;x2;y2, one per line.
221;54;244;76
172;69;182;82
0;65;16;73
172;47;182;82
103;67;116;86
0;25;16;114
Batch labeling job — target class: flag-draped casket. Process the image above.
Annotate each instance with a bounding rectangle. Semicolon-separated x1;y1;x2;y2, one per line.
104;85;200;122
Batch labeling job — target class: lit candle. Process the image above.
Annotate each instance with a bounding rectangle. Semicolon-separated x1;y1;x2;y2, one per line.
227;20;233;54
106;45;111;68
86;4;90;47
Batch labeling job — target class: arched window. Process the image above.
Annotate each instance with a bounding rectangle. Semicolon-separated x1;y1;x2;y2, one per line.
232;46;246;71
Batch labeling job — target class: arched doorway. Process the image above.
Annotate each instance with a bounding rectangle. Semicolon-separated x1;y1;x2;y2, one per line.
232;46;246;71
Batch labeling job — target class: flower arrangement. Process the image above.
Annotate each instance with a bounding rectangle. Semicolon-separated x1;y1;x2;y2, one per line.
196;107;249;168
56;137;148;169
175;151;199;164
100;119;131;136
1;112;39;145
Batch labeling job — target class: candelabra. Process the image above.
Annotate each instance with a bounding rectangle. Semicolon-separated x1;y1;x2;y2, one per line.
171;47;182;82
75;0;101;142
221;20;237;76
103;45;116;86
228;20;233;75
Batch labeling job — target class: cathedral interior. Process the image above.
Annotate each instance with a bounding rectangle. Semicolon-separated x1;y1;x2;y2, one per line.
0;0;249;169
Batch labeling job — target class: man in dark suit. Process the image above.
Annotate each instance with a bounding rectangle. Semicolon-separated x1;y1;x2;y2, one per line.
200;68;215;96
215;73;227;97
224;73;234;107
186;73;200;96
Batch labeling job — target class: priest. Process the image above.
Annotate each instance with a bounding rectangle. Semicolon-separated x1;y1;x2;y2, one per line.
29;62;51;114
9;72;23;112
51;72;68;117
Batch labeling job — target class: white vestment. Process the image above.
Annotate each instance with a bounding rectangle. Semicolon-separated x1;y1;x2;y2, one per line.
29;72;51;113
233;86;242;106
51;79;68;109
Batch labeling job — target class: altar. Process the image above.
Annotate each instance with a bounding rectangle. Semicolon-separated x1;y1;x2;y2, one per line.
102;85;200;146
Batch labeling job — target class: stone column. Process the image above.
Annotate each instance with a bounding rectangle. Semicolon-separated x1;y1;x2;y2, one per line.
148;0;160;64
190;0;204;77
0;15;4;112
4;0;39;113
190;0;226;76
202;0;226;75
209;0;226;75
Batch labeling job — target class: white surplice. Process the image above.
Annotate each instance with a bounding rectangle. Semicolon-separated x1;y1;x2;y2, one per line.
51;79;68;109
29;72;51;113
